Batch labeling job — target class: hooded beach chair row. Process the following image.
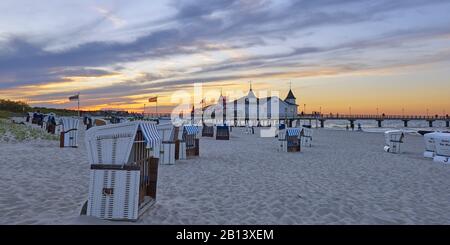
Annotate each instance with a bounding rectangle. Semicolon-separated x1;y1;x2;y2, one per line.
84;121;161;221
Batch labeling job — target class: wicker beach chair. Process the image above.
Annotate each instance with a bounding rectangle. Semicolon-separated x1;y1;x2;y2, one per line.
424;132;439;158
300;127;313;147
183;125;200;157
433;133;450;163
383;130;405;154
157;123;176;165
59;117;80;148
279;128;301;152
84;121;161;221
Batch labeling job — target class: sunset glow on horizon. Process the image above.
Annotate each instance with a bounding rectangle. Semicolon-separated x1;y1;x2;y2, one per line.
1;0;450;115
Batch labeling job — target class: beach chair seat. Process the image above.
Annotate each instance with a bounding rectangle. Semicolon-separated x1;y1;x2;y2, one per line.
216;125;230;140
201;125;214;137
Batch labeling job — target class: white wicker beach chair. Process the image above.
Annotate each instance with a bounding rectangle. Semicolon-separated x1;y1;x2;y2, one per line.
384;130;404;154
301;127;313;147
85;121;161;221
157;123;175;165
424;132;439;158
283;128;301;152
183;125;200;157
433;133;450;163
59;117;80;147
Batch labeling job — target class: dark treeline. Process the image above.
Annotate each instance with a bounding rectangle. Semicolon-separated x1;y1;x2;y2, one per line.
0;99;77;116
0;99;30;112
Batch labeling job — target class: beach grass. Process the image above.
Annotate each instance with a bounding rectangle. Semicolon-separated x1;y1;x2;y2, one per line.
0;110;11;119
0;119;59;142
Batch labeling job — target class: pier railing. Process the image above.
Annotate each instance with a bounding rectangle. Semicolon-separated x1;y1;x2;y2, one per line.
296;114;450;121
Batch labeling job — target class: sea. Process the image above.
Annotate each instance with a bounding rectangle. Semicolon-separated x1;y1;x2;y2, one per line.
159;118;448;134
298;119;449;133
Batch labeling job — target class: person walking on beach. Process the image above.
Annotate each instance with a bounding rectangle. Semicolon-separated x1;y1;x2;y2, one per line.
358;123;362;131
346;125;349;131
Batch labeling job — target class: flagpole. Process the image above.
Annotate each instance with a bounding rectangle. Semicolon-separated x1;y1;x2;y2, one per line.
77;93;80;117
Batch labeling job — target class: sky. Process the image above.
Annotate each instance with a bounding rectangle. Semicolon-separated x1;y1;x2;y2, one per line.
0;0;450;115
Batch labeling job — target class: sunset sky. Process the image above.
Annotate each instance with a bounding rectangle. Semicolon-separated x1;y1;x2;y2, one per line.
1;0;449;115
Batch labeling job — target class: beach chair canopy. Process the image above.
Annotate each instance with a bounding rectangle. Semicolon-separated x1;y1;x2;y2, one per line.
140;123;161;146
85;121;161;165
286;128;301;137
384;130;404;145
184;125;199;135
60;117;79;131
157;123;175;141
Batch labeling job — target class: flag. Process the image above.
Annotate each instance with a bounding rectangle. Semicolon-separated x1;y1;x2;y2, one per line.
148;96;158;102
69;94;79;101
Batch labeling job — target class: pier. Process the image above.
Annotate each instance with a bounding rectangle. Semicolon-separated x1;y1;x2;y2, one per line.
295;114;450;128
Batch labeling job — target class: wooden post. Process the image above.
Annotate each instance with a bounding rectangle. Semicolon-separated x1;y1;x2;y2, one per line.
195;138;200;156
174;140;180;160
148;157;159;199
59;132;65;148
403;120;408;127
377;120;383;128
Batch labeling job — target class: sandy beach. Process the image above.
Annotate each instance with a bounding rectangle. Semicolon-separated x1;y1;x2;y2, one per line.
1;123;450;225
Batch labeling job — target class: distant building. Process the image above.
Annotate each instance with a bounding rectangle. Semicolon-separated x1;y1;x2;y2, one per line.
202;84;298;126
